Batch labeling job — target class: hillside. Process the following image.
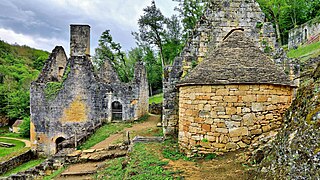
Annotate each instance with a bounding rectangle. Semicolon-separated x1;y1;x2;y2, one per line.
0;40;49;124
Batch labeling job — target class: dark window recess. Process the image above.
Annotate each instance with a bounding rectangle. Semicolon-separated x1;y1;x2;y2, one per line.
112;101;123;121
55;137;65;154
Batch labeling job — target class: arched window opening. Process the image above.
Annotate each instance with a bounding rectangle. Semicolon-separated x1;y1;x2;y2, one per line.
55;137;65;154
112;101;123;121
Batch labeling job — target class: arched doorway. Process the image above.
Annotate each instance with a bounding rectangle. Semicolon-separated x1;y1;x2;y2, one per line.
112;101;123;121
55;137;65;154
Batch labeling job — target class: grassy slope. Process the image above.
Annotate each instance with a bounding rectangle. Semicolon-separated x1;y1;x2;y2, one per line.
287;41;320;61
149;93;163;104
78;123;132;150
0;159;45;177
0;138;25;158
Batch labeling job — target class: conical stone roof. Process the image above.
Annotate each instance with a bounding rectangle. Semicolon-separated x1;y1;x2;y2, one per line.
178;30;292;87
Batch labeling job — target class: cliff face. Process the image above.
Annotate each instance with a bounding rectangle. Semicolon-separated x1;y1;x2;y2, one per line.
255;60;320;179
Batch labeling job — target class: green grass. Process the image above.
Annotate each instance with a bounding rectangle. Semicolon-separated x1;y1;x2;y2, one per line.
287;41;320;61
0;138;26;158
78;123;132;150
43;166;66;180
149;93;163;104
1;158;45;177
0;126;29;140
97;143;181;179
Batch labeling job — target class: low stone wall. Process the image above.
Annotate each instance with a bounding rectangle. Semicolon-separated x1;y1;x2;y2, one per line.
178;84;293;155
0;149;35;175
3;144;129;179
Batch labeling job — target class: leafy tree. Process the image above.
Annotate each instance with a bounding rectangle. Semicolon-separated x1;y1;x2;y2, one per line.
257;0;288;46
135;1;167;68
19;116;30;138
93;30;131;82
173;0;207;39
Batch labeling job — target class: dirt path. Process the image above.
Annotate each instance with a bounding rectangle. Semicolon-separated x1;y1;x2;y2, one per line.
0;136;31;147
165;151;249;180
91;114;160;149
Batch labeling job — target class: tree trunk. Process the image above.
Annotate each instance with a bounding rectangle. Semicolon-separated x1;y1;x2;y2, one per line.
275;20;282;46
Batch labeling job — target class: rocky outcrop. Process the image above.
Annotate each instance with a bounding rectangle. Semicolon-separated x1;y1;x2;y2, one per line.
253;61;320;179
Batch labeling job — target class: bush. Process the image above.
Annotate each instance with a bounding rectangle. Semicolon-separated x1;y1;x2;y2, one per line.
19;117;30;138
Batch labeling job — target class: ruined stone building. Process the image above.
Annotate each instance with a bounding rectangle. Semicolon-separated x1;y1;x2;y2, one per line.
163;0;295;155
288;17;320;49
30;25;149;155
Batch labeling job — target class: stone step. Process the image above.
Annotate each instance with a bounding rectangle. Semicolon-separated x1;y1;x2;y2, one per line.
61;170;97;176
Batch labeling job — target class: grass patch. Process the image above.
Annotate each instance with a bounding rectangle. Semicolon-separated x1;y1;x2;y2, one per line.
0;138;26;158
78;123;132;150
43;166;66;180
149;93;163;104
1;158;45;177
162;139;191;161
97;143;181;179
0;126;29;139
287;41;320;61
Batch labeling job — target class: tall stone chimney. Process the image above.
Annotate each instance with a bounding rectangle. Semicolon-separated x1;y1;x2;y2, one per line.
70;24;90;57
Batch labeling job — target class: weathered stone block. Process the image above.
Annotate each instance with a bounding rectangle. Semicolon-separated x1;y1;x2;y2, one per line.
252;103;263;112
229;127;249;137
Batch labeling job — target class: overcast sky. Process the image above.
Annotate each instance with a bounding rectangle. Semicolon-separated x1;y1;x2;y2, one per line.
0;0;178;55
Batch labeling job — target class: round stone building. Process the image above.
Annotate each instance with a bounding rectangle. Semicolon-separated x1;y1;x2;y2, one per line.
177;29;295;155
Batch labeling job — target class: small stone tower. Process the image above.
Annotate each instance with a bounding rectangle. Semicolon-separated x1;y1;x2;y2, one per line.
70;25;90;57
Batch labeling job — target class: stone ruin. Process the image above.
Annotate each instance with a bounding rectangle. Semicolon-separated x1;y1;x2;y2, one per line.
163;0;295;155
30;25;149;156
288;17;320;50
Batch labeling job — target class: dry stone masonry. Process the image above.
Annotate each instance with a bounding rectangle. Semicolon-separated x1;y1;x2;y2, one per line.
177;30;294;155
163;0;277;136
30;25;149;156
288;17;320;49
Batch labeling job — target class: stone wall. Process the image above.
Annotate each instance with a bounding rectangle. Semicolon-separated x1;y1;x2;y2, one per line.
288;17;320;49
30;25;149;156
0;149;35;174
163;0;277;136
178;84;293;155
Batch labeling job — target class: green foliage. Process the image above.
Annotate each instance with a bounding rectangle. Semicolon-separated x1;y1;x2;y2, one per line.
78;123;132;150
93;30;132;83
149;93;163;104
0;138;25;158
0;40;49;123
162;139;191;161
287;41;320;62
44;82;63;101
19;117;30;138
257;0;320;45
98;143;180;179
1;158;45;177
173;0;208;39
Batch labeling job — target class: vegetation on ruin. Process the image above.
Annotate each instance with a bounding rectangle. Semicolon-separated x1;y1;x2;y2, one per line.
149;93;163;104
0;158;45;177
0;138;25;158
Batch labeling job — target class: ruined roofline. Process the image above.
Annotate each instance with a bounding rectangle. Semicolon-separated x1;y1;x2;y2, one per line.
176;82;297;88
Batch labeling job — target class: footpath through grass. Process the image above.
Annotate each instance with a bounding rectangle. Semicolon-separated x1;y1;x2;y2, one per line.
0;126;29;140
149;93;163;104
78;123;132;150
0;158;45;177
0;138;26;158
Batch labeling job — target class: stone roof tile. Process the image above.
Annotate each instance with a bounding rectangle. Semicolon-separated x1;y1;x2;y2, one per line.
178;30;293;87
